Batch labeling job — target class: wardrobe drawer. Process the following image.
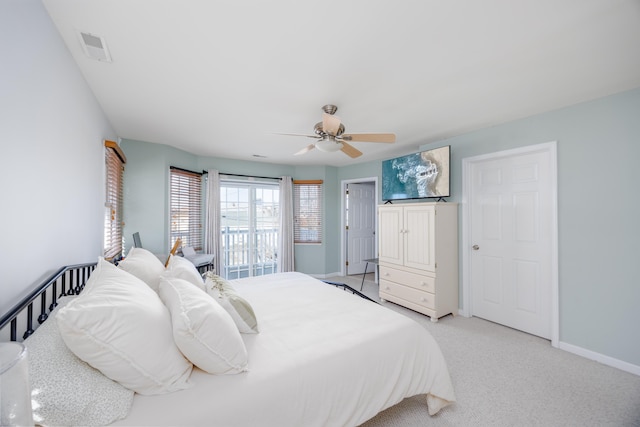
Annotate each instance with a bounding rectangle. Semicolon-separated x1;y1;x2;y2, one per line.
379;266;435;293
379;280;435;310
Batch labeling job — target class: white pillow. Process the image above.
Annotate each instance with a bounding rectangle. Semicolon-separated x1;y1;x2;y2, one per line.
56;258;193;395
204;272;259;334
164;254;205;291
25;297;134;426
158;276;249;374
117;247;165;292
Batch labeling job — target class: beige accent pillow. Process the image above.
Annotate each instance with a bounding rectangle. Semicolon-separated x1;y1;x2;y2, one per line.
164;254;205;291
117;247;165;292
56;258;193;395
203;272;259;334
158;276;249;374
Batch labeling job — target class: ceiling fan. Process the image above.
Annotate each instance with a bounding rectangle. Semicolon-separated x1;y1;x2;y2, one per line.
278;105;396;158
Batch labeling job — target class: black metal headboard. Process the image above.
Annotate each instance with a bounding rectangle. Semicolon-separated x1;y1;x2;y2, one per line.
0;263;96;342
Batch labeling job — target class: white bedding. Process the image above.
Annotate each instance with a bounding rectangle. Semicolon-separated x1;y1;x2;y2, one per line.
111;272;455;426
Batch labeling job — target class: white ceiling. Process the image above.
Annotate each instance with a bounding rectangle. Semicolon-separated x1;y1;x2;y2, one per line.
42;0;640;167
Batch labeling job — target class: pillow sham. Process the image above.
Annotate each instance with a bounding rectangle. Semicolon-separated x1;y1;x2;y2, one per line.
117;246;165;292
56;258;193;395
204;272;259;334
164;254;205;291
25;296;134;426
158;276;249;374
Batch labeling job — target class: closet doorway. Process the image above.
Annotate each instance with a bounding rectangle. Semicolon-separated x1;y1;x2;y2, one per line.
341;178;377;276
462;141;558;345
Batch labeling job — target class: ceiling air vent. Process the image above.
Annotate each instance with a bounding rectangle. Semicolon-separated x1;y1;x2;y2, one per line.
78;31;112;62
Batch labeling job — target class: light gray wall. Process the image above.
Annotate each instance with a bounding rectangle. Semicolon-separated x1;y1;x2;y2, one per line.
0;0;117;315
121;140;199;253
121;140;339;275
288;165;340;275
428;88;640;367
338;88;640;368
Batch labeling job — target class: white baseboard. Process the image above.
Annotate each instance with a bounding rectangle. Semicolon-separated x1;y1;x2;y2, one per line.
308;272;342;280
558;341;640;376
457;308;638;376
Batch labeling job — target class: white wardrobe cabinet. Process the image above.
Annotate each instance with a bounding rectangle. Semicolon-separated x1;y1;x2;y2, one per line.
378;202;458;322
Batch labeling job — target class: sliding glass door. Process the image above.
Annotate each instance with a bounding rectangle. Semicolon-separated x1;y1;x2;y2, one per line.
220;181;279;279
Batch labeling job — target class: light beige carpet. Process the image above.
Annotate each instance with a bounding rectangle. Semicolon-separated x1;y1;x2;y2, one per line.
331;274;640;427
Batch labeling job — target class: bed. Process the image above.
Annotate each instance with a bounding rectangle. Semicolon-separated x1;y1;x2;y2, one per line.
0;250;455;427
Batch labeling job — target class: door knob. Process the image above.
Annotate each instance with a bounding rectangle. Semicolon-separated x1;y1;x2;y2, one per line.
472;245;480;250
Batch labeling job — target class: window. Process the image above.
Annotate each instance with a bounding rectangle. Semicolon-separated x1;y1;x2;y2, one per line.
293;180;323;244
170;167;203;250
104;140;126;260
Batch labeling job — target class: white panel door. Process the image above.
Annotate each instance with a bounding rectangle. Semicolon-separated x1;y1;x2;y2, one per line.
470;149;553;339
346;183;376;274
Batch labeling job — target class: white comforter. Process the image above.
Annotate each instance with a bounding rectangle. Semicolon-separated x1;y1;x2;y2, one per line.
112;272;455;426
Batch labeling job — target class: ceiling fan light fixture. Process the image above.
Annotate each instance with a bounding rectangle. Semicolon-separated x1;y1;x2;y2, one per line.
278;104;396;158
315;138;343;152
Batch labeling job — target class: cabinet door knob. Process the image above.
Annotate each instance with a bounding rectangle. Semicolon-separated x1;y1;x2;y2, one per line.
472;244;480;250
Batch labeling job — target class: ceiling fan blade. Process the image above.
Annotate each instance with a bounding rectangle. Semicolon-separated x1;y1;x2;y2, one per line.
274;132;320;139
295;144;316;156
341;133;396;143
340;141;363;158
322;113;342;136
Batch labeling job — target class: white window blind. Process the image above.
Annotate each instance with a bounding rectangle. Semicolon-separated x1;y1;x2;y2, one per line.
293;180;323;244
104;140;126;260
170;167;203;251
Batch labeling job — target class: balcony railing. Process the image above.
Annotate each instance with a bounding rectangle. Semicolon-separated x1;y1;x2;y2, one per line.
222;227;278;279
